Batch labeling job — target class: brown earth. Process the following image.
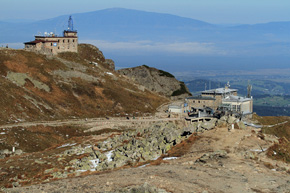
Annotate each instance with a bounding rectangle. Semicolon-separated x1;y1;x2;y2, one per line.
4;117;290;193
0;45;168;125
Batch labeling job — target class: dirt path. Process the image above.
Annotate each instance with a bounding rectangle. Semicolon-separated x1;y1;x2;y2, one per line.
0;117;181;130
8;126;290;193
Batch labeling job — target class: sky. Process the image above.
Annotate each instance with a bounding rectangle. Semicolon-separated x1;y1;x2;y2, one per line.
1;0;290;24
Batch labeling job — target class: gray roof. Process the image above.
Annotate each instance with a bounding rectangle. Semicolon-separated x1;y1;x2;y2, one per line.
168;105;182;109
187;96;215;100
202;88;238;95
222;95;251;102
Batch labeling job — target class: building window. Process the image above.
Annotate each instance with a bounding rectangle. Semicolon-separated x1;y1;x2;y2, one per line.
198;101;200;103
232;105;236;111
73;39;75;42
58;47;60;49
51;43;52;46
63;40;65;43
58;40;60;43
68;39;70;43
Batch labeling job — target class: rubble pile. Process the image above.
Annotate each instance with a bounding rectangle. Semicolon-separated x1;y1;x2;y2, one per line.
67;122;187;172
37;115;247;180
189;115;246;133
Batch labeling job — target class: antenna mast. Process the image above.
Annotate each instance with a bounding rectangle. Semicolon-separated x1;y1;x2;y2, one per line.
68;16;74;31
247;80;252;98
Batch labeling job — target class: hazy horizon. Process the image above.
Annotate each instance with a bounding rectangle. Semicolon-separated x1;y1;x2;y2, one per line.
1;6;290;75
1;1;290;24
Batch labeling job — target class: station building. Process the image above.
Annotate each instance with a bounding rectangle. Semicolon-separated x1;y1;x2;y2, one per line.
24;16;78;55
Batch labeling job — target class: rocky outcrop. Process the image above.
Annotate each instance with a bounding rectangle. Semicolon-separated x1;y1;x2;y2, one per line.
65;122;189;172
195;150;228;165
78;44;115;70
0;149;23;159
118;65;192;99
116;182;169;193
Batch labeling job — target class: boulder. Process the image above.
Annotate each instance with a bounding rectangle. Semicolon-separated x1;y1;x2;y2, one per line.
227;116;237;124
182;126;196;135
2;149;10;154
14;149;23;155
216;119;227;128
195;150;228;164
236;121;246;130
201;121;216;130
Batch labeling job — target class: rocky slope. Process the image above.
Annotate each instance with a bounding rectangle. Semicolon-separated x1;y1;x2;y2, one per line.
5;115;290;192
118;65;192;99
0;45;167;125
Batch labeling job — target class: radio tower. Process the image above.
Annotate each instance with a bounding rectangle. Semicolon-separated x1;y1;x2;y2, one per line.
247;80;252;98
68;16;74;31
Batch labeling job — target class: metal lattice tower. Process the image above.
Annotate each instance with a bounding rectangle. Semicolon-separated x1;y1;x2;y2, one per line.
247;80;252;98
68;16;74;31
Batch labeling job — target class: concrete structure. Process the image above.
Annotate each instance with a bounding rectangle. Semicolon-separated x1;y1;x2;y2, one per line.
168;105;183;113
201;87;237;108
186;96;216;109
186;86;253;115
222;95;253;115
24;16;78;55
186;87;237;110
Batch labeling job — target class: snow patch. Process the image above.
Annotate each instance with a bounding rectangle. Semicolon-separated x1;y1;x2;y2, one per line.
163;157;178;160
105;150;114;162
152;156;160;160
57;143;77;149
250;148;268;152
106;72;113;76
138;164;149;168
89;159;100;171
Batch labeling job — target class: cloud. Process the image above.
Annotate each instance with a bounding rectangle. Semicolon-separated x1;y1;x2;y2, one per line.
81;40;226;55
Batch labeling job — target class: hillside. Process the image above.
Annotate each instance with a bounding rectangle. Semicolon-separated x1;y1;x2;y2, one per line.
0;44;168;125
118;65;192;99
4;115;290;192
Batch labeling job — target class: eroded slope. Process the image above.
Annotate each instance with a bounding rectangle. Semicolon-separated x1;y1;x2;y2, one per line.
0;45;167;124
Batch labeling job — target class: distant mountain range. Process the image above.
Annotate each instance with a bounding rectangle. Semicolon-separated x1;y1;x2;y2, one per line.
1;8;290;71
1;8;290;44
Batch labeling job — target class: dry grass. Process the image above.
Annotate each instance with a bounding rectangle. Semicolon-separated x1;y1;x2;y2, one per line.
0;46;167;124
254;115;290;163
166;134;199;157
267;137;290;163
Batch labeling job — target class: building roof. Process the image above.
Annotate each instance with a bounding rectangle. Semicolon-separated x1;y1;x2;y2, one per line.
34;36;77;38
222;95;251;103
186;96;215;100
168;105;182;109
24;40;43;44
202;88;238;95
24;40;58;44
